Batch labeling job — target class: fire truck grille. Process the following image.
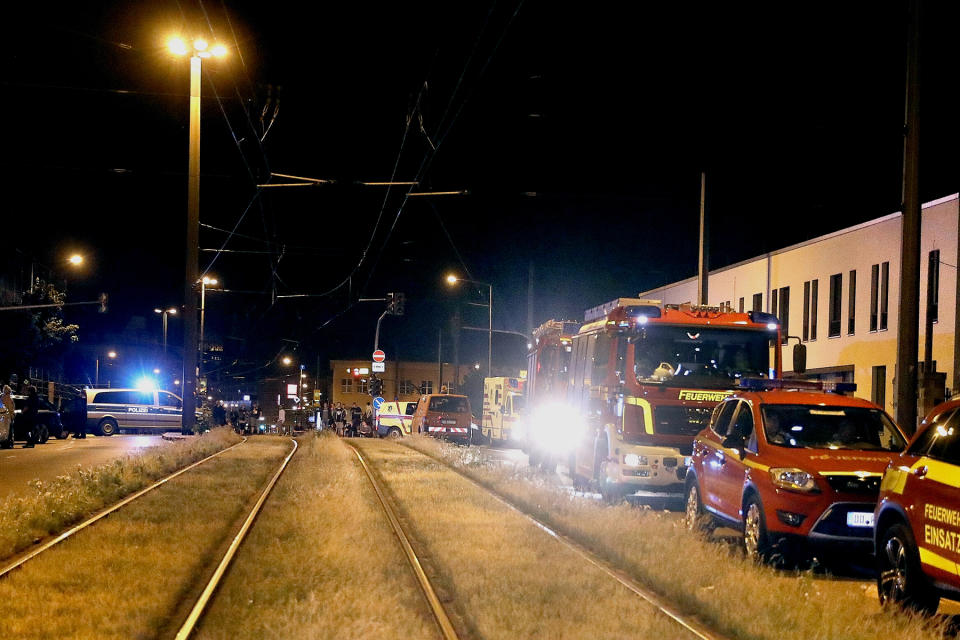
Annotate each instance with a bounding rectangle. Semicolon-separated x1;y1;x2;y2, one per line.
652;406;712;437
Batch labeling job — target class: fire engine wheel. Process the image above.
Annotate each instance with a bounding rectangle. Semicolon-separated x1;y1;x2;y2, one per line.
599;474;625;504
684;479;714;533
386;428;403;440
877;522;940;615
743;496;770;561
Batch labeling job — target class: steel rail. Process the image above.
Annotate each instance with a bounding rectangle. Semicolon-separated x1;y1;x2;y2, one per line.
0;437;247;580
346;442;460;640
403;443;733;640
175;437;298;640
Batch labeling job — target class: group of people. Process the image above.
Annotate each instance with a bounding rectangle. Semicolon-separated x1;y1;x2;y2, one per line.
315;400;373;437
1;375;42;448
211;402;262;434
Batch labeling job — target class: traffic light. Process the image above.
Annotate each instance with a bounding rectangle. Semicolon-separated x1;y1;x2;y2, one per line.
370;376;383;396
99;293;108;313
392;292;405;316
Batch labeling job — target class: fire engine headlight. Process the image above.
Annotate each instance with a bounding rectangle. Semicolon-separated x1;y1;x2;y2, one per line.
769;468;820;493
623;454;647;467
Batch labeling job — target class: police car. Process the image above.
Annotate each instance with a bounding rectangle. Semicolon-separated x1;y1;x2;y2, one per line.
685;379;908;563
375;401;418;438
875;397;960;613
84;388;184;435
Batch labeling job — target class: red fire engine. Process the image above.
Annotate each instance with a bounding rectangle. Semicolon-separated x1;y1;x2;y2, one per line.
562;298;783;502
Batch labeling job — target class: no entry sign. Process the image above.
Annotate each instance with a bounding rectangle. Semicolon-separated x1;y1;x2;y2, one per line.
372;349;386;363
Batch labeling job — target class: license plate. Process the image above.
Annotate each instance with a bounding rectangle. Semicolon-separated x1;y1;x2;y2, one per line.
847;512;874;528
441;419;457;425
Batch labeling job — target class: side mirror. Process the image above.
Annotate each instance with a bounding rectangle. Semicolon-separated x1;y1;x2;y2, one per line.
793;343;807;374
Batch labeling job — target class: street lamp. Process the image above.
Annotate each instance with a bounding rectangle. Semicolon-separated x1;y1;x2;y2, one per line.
167;35;227;431
445;274;493;378
68;254;83;266
154;307;178;354
199;276;219;389
96;350;117;387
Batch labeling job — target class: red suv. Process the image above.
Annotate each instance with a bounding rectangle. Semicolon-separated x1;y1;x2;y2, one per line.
685;382;908;562
875;397;960;613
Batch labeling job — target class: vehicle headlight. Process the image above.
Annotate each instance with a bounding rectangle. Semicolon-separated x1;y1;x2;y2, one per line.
623;454;647;467
769;468;820;493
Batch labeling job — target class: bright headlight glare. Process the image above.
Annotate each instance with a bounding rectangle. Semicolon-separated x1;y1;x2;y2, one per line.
769;468;819;493
623;454;647;467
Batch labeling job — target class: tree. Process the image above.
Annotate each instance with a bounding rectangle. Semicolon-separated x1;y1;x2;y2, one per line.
0;280;79;378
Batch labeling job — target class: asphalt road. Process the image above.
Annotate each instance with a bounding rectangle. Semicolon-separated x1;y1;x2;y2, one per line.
0;434;175;501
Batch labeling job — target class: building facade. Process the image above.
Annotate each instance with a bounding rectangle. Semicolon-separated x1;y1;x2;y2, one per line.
329;359;472;408
639;193;960;419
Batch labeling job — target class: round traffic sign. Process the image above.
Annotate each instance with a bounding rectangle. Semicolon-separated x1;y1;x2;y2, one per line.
373;396;385;410
372;349;386;363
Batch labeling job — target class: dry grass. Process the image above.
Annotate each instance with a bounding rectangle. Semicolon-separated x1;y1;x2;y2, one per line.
194;432;437;640
0;428;240;563
404;436;950;640
354;439;685;640
0;437;291;640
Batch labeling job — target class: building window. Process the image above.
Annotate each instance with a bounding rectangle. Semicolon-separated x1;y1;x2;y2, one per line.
738;297;744;312
848;270;856;335
928;249;940;323
420;380;433;395
872;365;886;408
341;378;353;393
752;293;762;312
399;379;415;394
880;261;889;330
775;286;789;344
828;273;841;337
803;280;818;342
771;289;777;317
802;282;809;341
357;379;369;394
870;264;879;332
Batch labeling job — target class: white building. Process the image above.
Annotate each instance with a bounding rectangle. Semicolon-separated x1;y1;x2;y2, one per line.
639;193;960;417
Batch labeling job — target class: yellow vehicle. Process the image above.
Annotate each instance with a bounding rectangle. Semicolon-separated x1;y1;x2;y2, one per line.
375;401;418;438
481;377;524;443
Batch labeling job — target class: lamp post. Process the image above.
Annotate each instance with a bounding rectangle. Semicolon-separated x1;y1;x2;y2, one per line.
445;274;493;378
95;350;117;387
167;35;227;431
154;307;178;354
199;276;218;390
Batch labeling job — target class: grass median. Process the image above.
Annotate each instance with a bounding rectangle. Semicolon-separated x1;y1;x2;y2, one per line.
0;436;291;639
354;439;685;640
404;436;947;640
0;428;240;563
194;433;437;640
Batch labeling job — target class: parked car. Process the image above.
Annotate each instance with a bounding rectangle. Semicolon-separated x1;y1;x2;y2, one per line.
376;401;418;438
411;393;473;444
13;394;68;442
875;397;960;614
685;380;908;563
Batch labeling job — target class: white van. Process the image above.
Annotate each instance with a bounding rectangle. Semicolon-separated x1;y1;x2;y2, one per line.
85;388;183;435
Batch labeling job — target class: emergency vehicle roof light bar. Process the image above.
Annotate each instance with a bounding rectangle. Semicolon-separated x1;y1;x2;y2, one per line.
747;311;780;328
738;378;858;394
624;305;662;320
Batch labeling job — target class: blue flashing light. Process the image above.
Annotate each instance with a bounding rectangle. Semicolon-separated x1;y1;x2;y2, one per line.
135;377;157;392
748;311;779;328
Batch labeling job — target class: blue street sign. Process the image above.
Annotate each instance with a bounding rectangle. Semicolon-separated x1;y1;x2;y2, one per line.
373;396;385;411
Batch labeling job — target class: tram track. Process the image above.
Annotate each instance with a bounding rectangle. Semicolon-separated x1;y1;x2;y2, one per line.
0;436;246;581
395;440;732;640
349;439;731;640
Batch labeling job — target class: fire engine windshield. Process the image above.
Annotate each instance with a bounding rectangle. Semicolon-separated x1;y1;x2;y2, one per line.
761;405;906;451
632;326;770;387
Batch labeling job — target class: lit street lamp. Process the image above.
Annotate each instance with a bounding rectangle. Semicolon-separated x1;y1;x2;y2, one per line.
167;35;227;431
68;254;83;266
95;350;117;387
199;276;219;389
445;274;493;378
154;307;178;354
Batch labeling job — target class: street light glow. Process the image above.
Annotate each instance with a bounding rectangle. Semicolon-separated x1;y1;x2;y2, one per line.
202;276;218;285
107;351;117;359
168;308;177;314
168;36;188;55
282;356;292;365
193;38;208;51
211;44;227;57
68;254;83;265
445;274;458;285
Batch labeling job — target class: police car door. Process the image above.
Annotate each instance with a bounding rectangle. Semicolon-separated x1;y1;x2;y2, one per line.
157;391;183;430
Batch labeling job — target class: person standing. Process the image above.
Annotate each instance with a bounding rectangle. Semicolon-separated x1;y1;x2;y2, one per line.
0;385;14;447
321;401;330;431
22;383;39;448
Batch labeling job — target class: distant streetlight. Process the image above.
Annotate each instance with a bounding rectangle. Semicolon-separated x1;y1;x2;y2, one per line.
96;350;118;386
154;307;178;354
445;274;493;378
282;356;292;366
153;368;161;375
167;34;228;432
68;254;83;266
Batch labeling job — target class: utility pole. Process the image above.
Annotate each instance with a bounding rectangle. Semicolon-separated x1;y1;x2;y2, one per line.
895;0;921;433
697;172;709;306
181;55;201;434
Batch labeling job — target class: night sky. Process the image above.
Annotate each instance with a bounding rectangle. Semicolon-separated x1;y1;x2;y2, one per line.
2;1;958;378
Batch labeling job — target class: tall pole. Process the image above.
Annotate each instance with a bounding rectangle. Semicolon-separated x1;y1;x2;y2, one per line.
200;280;206;389
438;327;443;390
895;0;921;433
95;358;99;387
181;54;201;433
487;284;493;378
162;312;169;354
697;171;709;306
